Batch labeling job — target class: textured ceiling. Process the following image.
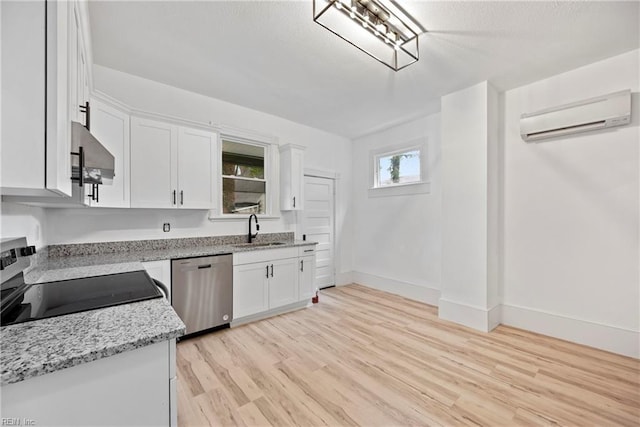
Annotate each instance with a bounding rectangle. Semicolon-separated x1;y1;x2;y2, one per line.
89;1;640;138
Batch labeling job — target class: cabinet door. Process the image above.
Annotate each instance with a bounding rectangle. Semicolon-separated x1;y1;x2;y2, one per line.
177;127;216;209
233;263;269;319
68;3;79;123
298;255;316;302
279;145;304;211
89;99;130;208
1;0;71;197
1;341;169;426
269;257;299;309
290;148;304;210
130;117;178;208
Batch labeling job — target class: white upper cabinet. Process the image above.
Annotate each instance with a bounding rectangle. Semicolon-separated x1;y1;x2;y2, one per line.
88;98;130;208
130;117;216;209
279;144;305;211
68;1;89;127
177;127;216;209
1;0;72;197
130;117;177;209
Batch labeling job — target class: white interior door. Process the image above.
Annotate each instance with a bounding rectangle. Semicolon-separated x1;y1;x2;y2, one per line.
302;175;335;289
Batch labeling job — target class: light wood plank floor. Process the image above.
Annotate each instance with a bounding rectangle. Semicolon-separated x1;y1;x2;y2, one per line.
177;284;640;426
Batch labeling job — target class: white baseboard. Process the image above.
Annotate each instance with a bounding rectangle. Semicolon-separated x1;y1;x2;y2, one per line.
335;271;353;287
230;301;309;327
501;303;640;359
488;304;502;331
352;271;440;306
333;273;639;358
438;298;499;332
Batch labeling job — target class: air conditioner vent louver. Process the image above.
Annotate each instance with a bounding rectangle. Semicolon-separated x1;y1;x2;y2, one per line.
520;90;631;142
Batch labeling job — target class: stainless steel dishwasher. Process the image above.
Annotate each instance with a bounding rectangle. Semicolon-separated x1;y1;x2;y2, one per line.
171;254;233;336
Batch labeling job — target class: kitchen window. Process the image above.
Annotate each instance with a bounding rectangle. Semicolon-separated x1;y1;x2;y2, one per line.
369;140;430;197
221;138;269;215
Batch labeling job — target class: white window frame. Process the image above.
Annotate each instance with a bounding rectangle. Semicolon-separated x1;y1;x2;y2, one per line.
214;133;279;219
368;139;430;198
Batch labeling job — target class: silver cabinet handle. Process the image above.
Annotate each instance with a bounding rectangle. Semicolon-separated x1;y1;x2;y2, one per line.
180;190;184;205
266;265;269;278
270;264;274;277
293;197;296;208
172;190;176;205
300;260;304;272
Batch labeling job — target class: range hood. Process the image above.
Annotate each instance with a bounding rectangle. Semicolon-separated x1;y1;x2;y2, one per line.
71;121;115;185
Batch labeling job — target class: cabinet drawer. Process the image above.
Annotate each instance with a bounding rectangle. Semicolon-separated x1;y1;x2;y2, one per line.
233;247;297;265
298;245;317;257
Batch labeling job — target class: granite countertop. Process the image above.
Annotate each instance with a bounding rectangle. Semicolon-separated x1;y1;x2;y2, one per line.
1;298;184;386
26;239;316;284
1;235;316;386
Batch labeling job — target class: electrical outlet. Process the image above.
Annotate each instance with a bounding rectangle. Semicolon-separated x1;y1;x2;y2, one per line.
163;223;171;232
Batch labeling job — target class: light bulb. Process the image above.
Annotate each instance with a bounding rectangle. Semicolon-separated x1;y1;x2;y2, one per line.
363;21;368;28
364;13;370;22
335;1;342;9
350;11;355;18
374;30;380;36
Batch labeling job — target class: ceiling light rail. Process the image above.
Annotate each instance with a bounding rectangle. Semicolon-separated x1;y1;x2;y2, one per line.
313;0;423;71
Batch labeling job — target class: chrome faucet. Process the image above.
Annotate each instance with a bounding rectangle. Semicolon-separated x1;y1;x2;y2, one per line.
248;214;259;243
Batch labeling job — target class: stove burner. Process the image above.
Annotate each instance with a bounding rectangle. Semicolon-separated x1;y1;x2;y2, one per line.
1;270;163;326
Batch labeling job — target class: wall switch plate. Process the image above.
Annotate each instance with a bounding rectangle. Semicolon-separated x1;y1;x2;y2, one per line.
163;223;171;232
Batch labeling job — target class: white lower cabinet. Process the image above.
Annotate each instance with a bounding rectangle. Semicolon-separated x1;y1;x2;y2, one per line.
233;247;316;321
1;341;172;426
268;258;299;308
299;255;316;301
233;262;270;318
142;260;177;427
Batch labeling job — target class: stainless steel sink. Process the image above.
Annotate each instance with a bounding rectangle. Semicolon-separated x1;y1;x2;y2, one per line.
232;242;287;248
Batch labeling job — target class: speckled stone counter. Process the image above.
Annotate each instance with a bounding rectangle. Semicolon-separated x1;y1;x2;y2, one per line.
25;234;315;284
2;233;316;386
1;298;185;385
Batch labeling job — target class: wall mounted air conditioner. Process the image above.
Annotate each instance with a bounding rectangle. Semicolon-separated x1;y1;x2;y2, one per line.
520;90;631;142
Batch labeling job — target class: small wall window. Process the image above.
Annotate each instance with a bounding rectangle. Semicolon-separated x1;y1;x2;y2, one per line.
221;139;267;214
369;140;430;198
375;148;421;188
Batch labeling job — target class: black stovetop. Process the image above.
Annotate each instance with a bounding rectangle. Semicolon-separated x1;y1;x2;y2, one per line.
0;270;162;326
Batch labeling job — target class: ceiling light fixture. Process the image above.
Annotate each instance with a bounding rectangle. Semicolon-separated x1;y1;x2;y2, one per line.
313;0;424;71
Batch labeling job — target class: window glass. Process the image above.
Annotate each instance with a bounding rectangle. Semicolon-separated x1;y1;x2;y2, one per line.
376;149;420;187
221;140;267;214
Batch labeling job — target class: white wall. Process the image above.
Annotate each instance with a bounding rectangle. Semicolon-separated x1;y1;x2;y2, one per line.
501;49;640;357
351;114;441;304
43;65;353;279
0;202;47;248
440;81;500;332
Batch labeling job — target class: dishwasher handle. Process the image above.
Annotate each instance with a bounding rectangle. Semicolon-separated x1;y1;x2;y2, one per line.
177;264;216;272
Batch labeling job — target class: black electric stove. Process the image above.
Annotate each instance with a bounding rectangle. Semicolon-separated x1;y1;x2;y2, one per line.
1;260;163;326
